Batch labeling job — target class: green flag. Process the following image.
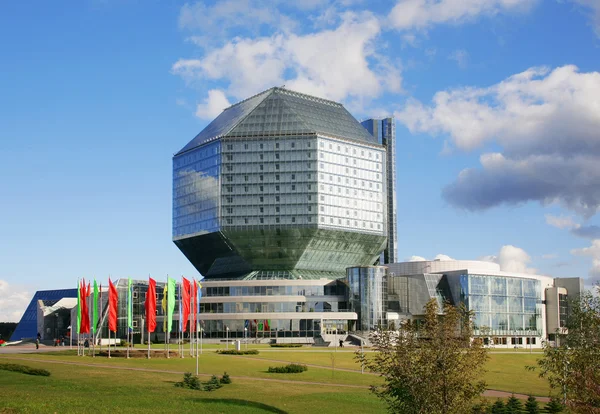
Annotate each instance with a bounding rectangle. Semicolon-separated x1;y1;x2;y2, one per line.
92;280;98;335
76;279;81;334
127;278;133;331
167;276;176;333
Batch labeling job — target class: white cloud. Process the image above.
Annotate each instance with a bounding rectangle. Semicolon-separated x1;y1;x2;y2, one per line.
480;245;537;273
433;253;454;260
173;11;402;113
571;239;600;284
0;280;30;323
195;89;232;120
178;0;297;47
396;65;600;216
570;0;600;38
388;0;536;31
545;214;579;230
541;253;558;259
448;49;469;69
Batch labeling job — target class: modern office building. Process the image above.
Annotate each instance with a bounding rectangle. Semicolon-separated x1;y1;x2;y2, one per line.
385;260;583;347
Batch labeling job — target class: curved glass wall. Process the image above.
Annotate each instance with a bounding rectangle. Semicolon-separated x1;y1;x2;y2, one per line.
346;266;388;331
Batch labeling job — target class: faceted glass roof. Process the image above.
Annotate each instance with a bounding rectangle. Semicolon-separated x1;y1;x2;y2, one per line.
176;87;377;155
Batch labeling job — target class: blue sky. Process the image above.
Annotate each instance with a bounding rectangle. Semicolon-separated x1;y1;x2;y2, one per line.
1;0;599;321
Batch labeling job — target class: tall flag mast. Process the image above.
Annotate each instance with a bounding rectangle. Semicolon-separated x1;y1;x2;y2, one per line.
92;279;98;358
126;278;133;359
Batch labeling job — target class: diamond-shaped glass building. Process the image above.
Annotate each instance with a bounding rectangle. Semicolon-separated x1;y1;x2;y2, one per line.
173;87;389;280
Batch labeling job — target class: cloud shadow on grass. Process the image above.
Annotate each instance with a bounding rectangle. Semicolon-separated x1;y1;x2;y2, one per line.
195;398;288;413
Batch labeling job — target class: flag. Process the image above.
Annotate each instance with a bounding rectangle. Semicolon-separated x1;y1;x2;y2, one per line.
145;278;156;333
76;279;81;334
162;283;168;331
191;278;197;333
127;278;133;332
108;278;118;332
92;280;99;335
166;277;176;333
79;279;90;334
244;320;249;329
264;320;270;331
182;277;191;333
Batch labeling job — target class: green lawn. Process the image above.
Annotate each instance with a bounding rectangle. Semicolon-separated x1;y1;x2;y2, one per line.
0;347;552;413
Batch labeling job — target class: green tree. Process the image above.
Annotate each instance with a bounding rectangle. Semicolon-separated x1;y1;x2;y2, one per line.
544;396;564;413
358;299;488;414
524;395;540;414
535;286;600;413
506;394;523;413
491;399;506;414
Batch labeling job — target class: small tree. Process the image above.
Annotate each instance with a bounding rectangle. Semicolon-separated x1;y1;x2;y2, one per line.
535;286;600;413
491;399;506;414
524;395;539;414
544;396;564;413
505;394;523;413
358;299;488;414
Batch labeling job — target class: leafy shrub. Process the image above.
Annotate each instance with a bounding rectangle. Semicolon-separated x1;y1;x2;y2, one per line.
220;372;232;384
270;343;303;348
267;363;308;373
216;349;259;355
0;363;50;377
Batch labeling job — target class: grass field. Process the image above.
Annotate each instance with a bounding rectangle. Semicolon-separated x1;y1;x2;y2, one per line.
0;346;551;413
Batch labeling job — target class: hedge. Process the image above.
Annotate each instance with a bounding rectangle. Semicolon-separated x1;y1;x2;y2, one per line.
216;349;259;355
267;363;308;373
270;343;303;348
0;363;50;376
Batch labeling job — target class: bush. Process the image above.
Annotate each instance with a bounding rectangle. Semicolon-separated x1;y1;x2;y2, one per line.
270;343;303;348
204;375;222;391
175;372;202;390
175;372;229;392
220;372;232;384
216;349;259;355
0;363;50;377
267;363;308;373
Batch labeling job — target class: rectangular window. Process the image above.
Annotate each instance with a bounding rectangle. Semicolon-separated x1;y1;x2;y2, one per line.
244;175;248;181
291;217;296;222
260;143;263;149
260;186;264;192
260;218;264;223
276;207;280;212
291;185;295;190
244;218;248;224
260;207;264;213
260;154;264;160
276;196;280;202
260;196;264;202
260;175;264;181
260;164;264;170
244;186;248;192
275;143;279;149
276;175;280;180
276;164;280;170
291;142;295;148
275;153;280;159
275;217;280;223
291;174;295;180
244;143;248;150
276;185;280;191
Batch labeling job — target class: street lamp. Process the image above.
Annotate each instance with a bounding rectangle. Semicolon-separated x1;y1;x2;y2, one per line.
226;326;229;350
244;327;247;351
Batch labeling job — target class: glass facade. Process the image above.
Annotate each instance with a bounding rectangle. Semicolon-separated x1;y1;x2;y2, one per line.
173;140;221;239
346;266;388;331
460;274;542;336
361;117;397;264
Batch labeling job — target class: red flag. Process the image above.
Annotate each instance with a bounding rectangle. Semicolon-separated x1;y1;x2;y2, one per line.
145;278;156;333
80;279;90;334
191;279;197;333
264;320;270;331
108;278;118;332
182;277;191;333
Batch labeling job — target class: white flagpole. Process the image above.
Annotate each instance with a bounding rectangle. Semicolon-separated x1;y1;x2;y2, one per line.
108;329;111;358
